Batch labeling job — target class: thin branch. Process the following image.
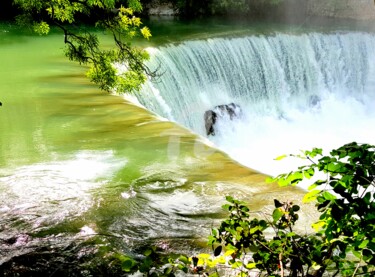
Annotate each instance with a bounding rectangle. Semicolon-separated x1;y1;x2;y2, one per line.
351;255;362;277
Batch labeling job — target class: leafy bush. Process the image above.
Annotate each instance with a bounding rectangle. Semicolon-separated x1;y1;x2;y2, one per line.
115;142;375;276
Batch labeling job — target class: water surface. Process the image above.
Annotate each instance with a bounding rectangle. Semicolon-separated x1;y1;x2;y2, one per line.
0;24;305;269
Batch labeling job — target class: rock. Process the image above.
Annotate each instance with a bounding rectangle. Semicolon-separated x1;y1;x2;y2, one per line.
204;110;218;136
306;0;375;21
204;103;242;136
214;103;242;119
145;1;178;16
308;95;320;107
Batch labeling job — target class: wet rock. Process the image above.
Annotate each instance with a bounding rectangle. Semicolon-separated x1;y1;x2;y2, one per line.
204;103;242;136
204;110;218;136
145;1;178;16
3;234;30;247
0;237;124;277
309;95;320;107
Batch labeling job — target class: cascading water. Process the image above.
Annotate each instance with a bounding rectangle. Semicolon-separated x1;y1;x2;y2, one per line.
136;32;375;176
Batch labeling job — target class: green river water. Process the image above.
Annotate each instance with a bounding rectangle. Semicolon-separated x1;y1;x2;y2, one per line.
0;20;327;273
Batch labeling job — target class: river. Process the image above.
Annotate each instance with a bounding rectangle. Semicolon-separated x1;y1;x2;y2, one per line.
0;19;374;274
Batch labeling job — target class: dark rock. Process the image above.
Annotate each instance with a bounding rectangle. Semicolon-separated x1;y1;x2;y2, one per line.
308;95;320;107
214;103;242;119
204;103;242;136
204;110;218;136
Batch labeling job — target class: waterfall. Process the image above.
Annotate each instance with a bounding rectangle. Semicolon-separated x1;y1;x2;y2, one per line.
135;32;375;176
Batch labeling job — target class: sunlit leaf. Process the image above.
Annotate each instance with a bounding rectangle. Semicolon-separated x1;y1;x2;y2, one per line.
303;189;320;203
272;208;284;222
312;221;326;232
274;154;287;160
141;26;152;39
178;255;189;264
322;191;336;201
246;262;256;269
359;239;369;249
198;253;211;260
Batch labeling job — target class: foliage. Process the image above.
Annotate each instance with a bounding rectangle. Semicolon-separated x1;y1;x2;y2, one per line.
210;0;284;15
113;142;375;276
268;142;375;276
108;246;192;276
13;0;156;93
142;0;285;17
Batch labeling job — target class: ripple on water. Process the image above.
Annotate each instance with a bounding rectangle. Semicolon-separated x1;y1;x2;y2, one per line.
0;150;126;232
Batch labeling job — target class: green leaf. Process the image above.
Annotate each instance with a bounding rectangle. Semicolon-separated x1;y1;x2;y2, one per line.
326;162;340;173
144;248;153;256
164;266;173;275
303;168;315;179
266;176;276;183
359;240;369;249
364;192;371;205
312;221;326;232
305;148;323;158
303;189;320;203
198;253;211;260
352;250;362;259
308;183;318;190
249;244;259;252
178;264;188;273
231;261;243;269
211;228;218;237
240;205;250;212
178;255;189;264
122;258;136;272
222;204;231;211
292;205;300;212
272;208;284;222
322;191;336;201
225;196;234;203
274;154;287;160
246;262;257;269
312;263;322;270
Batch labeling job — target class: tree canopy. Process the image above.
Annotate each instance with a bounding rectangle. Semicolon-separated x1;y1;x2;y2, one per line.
13;0;155;93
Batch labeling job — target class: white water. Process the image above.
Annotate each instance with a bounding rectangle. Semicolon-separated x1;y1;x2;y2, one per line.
136;32;375;176
0;151;126;229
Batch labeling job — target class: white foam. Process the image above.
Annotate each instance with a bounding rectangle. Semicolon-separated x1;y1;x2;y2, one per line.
134;32;375;179
0;151;126;227
213;92;375;177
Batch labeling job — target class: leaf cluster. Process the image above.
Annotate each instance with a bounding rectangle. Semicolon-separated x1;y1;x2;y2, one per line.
13;0;155;93
109;246;194;276
207;197;326;277
268;142;375;276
